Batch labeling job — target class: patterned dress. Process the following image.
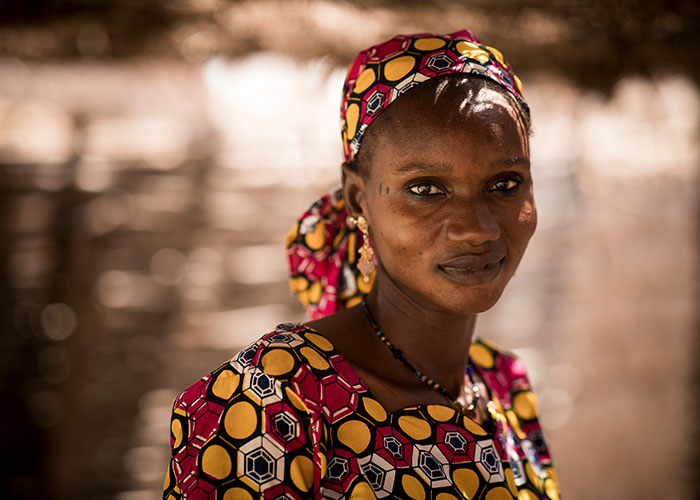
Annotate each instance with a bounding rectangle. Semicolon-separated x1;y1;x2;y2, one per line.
163;324;560;499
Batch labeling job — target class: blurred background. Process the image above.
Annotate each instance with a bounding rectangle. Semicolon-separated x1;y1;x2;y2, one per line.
0;1;697;499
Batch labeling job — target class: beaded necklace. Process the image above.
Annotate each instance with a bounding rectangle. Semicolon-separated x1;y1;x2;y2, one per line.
360;299;481;420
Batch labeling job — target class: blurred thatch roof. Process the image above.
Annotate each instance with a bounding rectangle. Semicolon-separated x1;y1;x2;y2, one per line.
1;0;699;91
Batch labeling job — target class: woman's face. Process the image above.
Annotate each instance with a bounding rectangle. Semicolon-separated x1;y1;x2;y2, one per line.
348;83;536;315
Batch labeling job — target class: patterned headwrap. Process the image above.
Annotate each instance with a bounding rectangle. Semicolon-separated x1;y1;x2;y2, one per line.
286;30;526;320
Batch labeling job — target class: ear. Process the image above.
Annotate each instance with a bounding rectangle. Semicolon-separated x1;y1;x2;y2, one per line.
342;162;368;219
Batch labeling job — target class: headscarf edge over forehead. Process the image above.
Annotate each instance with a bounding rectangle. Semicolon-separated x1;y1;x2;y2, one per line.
287;30;526;320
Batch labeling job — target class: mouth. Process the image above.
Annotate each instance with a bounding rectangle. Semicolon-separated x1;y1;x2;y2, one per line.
437;255;505;285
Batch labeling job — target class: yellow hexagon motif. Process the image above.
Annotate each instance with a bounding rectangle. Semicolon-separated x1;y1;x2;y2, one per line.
505;409;526;439
455;41;491;64
290;455;314;492
305;331;334;352
397;415;432;440
285;223;298;247
436;493;458;500
485;486;514;500
462;414;488;436
171;418;183;448
285;386;310;414
163;466;171;491
402;474;426;500
289;276;309;294
342;296;360;309
544;478;560;500
469;343;495;369
453;468;480;498
384;55;416;81
307;280;323;304
353;67;376;94
484;45;506;66
222;487;253;500
512;391;539;421
212;370;240;400
201;444;232;480
362;397;387;422
345;102;360;138
427;404;455;422
337;420;371;454
261;349;295;377
223;401;257;440
304;221;327;251
518;489;539;500
349;481;376;499
300;346;330;371
514;74;524;95
414;37;446;51
505;468;518;495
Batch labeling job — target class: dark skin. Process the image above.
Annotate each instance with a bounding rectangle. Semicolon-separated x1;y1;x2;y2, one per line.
307;77;536;425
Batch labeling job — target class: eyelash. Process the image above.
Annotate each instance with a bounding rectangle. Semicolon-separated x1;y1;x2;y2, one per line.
407;176;522;198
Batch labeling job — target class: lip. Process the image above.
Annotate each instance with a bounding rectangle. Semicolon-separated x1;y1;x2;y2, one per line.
437;254;505;285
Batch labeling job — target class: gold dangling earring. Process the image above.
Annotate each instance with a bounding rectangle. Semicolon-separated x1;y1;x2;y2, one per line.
348;215;375;283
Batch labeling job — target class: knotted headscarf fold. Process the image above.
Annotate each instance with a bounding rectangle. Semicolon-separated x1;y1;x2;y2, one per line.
286;30;526;320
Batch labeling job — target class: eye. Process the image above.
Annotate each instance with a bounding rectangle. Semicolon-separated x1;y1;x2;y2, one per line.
408;183;444;196
489;178;520;192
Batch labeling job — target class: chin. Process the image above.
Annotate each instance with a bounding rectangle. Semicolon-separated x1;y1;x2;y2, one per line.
428;285;506;315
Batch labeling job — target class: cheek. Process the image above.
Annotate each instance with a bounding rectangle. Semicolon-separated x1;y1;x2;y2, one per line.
510;199;537;253
369;201;440;261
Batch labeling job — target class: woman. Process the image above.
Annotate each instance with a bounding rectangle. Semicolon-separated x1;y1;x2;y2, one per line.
164;30;559;500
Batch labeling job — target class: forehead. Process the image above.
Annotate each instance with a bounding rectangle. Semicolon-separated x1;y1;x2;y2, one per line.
372;84;528;155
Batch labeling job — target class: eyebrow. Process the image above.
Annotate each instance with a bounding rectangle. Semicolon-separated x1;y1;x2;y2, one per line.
395;162;453;174
493;156;531;169
395;156;530;174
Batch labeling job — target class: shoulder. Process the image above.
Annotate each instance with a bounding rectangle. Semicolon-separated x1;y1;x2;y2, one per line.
172;323;345;421
470;337;535;413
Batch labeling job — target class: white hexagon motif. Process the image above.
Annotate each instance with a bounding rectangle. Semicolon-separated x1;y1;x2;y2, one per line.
230;343;260;372
357;454;396;498
474;440;504;483
266;331;304;349
242;367;283;406
426;53;454;72
237;434;285;490
411;444;451;489
389;73;430;102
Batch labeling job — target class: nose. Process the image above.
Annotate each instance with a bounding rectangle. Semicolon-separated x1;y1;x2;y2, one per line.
444;198;501;245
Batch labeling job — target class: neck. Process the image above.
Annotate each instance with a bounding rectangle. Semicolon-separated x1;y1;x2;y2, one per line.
366;269;478;397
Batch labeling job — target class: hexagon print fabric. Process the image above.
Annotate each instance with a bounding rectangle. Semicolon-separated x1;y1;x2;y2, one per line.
164;325;560;499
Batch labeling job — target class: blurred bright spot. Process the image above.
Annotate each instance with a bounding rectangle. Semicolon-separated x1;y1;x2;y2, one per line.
74;158;114;192
186;247;222;286
150;248;187;286
227;244;286;284
203;53;345;181
96;270;166;310
538;387;574;430
0;99;74;163
85;115;189;169
40;303;77;341
201;304;292;349
547;362;582;398
83;195;130;235
122;445;166;484
511;346;546;387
